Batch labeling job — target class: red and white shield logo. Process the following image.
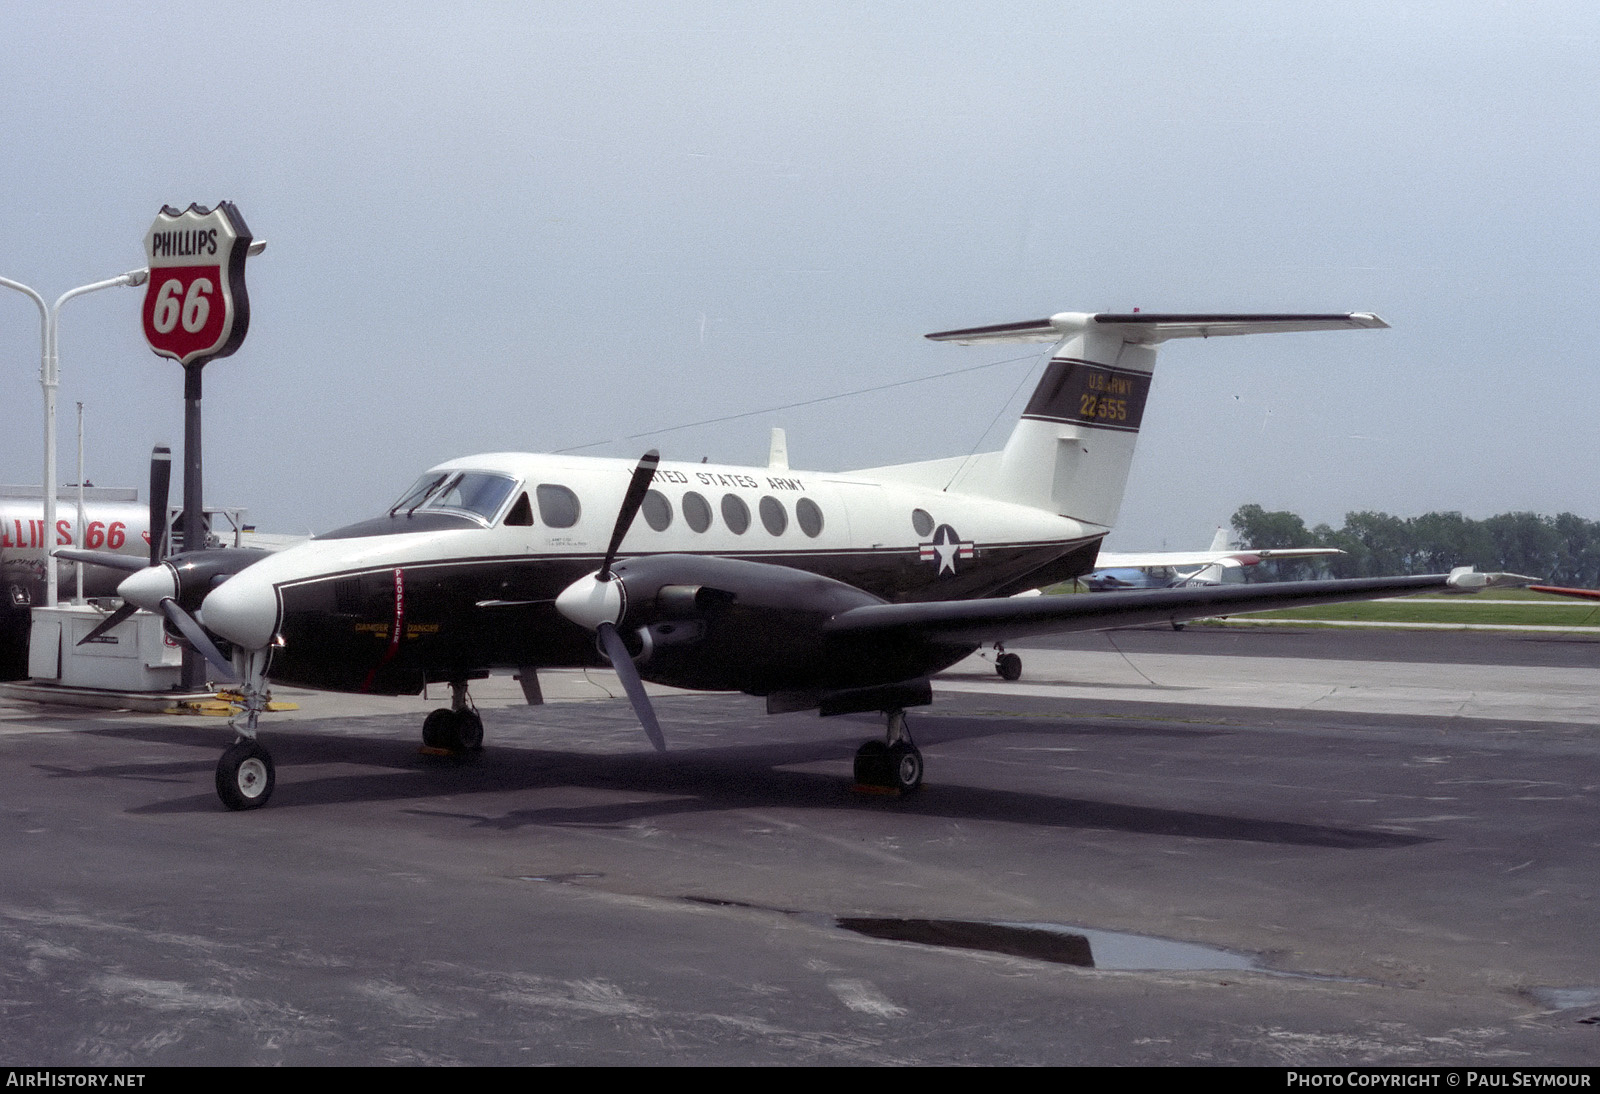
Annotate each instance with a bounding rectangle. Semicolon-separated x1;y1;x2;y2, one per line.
142;202;252;367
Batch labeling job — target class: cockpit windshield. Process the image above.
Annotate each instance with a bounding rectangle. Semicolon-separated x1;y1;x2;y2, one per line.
386;470;518;523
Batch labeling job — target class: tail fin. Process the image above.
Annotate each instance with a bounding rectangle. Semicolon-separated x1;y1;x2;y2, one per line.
924;311;1386;528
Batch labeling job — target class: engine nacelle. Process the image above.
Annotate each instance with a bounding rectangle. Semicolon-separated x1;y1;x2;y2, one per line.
605;554;899;693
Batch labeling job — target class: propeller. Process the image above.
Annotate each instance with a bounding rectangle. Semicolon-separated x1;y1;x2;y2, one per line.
74;601;137;646
56;443;239;680
148;443;170;566
600;449;659;582
154;597;236;681
63;443;172;646
597;618;666;752
554;451;666;751
115;562;238;681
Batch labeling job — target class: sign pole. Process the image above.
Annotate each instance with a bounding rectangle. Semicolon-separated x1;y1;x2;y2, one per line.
140;202;255;688
179;364;205;686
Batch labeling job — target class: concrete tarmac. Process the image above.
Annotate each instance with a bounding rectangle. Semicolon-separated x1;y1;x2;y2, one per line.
1;626;1598;1065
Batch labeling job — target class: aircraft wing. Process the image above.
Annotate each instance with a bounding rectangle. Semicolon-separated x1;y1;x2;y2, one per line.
1095;547;1343;570
824;570;1531;646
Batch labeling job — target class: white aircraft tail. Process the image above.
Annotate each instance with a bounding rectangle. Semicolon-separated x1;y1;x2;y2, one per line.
889;311;1387;530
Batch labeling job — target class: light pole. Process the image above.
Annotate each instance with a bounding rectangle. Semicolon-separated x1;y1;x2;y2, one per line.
2;268;148;608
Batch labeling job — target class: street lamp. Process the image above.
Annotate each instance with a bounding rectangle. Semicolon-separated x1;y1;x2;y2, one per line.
1;268;148;608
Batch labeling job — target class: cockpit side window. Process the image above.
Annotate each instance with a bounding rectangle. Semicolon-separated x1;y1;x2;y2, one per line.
504;492;534;527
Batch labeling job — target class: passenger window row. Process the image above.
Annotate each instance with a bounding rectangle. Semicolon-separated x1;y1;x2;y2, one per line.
660;489;824;538
510;484;824;538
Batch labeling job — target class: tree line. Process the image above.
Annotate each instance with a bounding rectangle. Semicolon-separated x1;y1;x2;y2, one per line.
1229;504;1600;585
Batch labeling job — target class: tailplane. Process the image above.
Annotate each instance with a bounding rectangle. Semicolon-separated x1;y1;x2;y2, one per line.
869;311;1386;530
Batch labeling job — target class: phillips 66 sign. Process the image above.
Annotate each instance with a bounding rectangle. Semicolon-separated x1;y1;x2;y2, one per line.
141;202;253;367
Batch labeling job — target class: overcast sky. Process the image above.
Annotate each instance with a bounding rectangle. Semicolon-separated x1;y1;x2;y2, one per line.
2;1;1595;549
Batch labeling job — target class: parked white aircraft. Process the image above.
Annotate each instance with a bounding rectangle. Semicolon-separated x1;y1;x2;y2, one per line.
64;310;1526;810
1085;526;1343;589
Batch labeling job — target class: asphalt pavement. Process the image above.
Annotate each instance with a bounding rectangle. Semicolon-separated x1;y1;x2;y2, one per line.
2;626;1597;1065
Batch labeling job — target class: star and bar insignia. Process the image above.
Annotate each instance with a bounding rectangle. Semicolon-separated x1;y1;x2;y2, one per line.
919;524;975;574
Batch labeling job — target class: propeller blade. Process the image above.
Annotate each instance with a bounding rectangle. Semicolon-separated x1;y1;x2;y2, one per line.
157;599;237;682
149;444;171;566
599;450;660;581
76;603;137;646
53;548;146;573
597;621;666;752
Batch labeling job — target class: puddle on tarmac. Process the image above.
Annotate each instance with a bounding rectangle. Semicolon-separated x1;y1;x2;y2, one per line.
1528;987;1600;1012
683;896;1272;974
839;917;1258;971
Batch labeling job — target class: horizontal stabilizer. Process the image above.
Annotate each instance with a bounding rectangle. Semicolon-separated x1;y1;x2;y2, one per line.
926;312;1387;346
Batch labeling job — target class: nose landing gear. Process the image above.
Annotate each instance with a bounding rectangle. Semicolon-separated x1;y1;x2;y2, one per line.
217;649;275;810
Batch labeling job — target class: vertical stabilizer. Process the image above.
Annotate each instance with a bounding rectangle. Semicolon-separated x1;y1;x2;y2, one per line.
924;312;1386;529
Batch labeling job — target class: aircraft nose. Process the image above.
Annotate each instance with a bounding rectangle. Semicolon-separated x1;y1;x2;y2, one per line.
117;564;177;613
200;572;279;652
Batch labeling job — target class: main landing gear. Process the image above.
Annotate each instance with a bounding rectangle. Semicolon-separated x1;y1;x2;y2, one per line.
994;643;1022;681
421;680;484;753
853;708;924;794
217;649;275;811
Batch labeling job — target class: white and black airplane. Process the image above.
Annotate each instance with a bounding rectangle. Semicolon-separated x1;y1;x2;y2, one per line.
1083;527;1344;590
63;310;1527;810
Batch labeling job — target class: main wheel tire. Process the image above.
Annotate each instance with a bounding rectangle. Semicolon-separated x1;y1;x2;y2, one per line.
854;739;891;786
453;708;484;751
996;652;1023;681
887;741;923;793
422;708;454;748
216;740;275;811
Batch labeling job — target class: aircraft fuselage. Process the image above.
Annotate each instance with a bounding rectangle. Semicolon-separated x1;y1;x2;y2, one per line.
222;451;1103;696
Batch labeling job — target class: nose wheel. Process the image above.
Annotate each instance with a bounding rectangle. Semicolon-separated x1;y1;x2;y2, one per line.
216;738;275;810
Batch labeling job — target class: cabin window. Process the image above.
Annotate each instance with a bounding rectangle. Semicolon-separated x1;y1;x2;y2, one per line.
683;491;712;533
759;496;787;536
912;508;934;536
796;497;824;538
642;490;672;531
536;484;582;528
720;493;750;535
504;492;534;527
